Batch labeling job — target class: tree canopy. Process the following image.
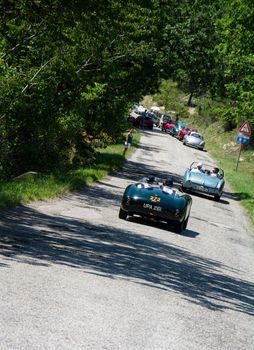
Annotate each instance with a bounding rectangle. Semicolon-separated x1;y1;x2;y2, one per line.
0;0;253;177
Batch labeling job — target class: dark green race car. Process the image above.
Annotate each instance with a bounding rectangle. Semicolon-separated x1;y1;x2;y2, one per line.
119;180;192;233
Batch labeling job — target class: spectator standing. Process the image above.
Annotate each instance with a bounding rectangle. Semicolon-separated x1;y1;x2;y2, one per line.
140;109;147;129
123;128;134;157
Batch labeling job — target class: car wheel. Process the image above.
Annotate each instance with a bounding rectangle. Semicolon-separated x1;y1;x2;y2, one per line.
183;215;189;230
174;220;185;234
119;208;128;220
214;195;221;201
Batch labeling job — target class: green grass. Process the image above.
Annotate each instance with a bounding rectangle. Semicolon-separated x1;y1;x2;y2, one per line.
0;131;140;210
184;115;254;226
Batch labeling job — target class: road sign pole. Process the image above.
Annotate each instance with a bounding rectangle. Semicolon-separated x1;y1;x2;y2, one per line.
235;143;243;172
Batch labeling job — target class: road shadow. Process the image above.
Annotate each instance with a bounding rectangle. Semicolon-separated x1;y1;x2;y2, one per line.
64;182;123;209
127;216;199;238
115;160;184;185
182;190;230;205
222;190;253;202
0;206;254;316
183;144;207;152
135;143;161;153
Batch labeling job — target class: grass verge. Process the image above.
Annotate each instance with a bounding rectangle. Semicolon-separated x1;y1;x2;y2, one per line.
185;115;254;227
0;131;140;210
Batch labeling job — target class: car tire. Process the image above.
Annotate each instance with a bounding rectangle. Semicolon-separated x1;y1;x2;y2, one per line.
214;195;221;201
183;215;189;230
174;220;185;234
181;185;187;192
119;208;128;220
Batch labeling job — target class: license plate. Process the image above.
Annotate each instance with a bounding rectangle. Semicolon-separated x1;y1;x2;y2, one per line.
195;185;208;192
143;203;162;212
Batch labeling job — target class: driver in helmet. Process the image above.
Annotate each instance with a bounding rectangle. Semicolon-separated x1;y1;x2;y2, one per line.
191;162;204;173
162;176;174;195
211;167;220;177
144;175;156;188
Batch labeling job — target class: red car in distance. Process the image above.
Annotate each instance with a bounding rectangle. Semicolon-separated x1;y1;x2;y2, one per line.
129;113;153;129
161;121;176;133
177;126;198;141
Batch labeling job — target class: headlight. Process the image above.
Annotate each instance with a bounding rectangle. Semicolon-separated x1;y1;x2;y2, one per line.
174;209;180;217
217;183;222;190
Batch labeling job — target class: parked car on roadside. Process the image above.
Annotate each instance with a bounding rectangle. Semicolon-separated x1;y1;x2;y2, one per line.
183;131;205;150
129;111;153;129
134;104;146;114
177;126;198;141
161;121;176;133
158;114;172;128
148;111;160;126
170;122;187;137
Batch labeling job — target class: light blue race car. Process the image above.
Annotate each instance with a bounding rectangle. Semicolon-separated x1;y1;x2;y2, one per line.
182;162;225;201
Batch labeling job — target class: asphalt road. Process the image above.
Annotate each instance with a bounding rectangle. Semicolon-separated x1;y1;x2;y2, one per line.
1;128;254;350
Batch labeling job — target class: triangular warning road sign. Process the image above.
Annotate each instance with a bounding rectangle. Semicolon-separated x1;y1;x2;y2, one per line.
239;120;251;135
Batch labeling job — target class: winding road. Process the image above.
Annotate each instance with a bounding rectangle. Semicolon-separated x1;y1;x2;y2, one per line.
1;128;254;349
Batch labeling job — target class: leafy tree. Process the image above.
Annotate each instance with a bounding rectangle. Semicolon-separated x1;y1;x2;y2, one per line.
214;0;254;127
160;0;220;105
153;80;188;115
0;0;165;176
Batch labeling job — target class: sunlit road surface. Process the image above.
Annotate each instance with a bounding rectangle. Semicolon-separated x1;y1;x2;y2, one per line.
1;128;254;349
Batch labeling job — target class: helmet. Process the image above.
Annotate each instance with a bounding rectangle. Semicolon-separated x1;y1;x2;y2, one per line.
163;177;173;187
146;175;155;183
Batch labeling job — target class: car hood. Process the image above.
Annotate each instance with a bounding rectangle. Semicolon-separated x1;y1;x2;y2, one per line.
188;173;220;187
186;136;203;144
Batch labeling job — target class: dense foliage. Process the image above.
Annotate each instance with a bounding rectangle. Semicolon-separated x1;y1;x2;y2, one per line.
214;0;254;130
0;0;253;178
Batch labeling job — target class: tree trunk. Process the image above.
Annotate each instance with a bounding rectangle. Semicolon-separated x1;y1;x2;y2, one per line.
187;92;193;106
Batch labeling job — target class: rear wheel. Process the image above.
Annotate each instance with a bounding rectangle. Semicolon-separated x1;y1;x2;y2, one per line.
174;220;185;234
183;215;189;229
119;208;128;220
